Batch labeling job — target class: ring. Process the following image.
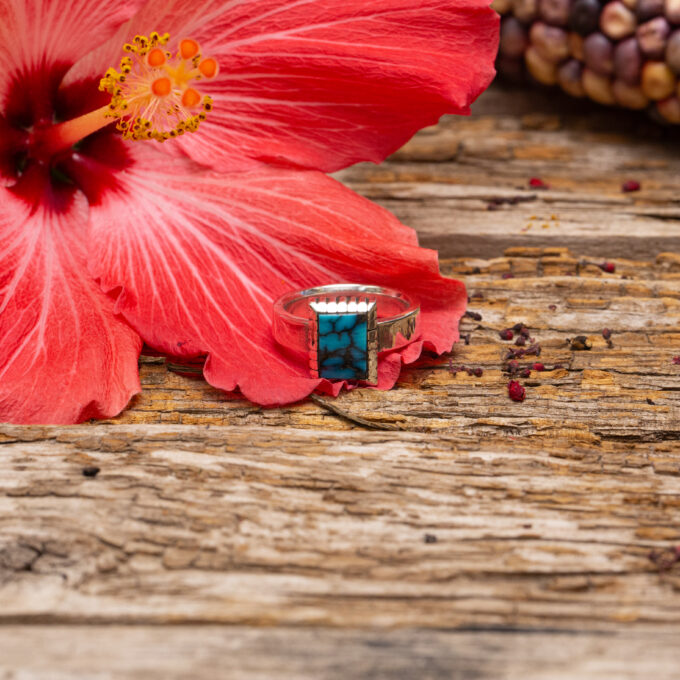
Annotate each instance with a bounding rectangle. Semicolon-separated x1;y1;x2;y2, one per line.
273;284;420;384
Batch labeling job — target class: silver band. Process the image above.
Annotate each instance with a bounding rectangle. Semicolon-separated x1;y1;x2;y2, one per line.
273;284;420;384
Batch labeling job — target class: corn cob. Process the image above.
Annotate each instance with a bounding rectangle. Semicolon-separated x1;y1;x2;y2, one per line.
494;0;680;123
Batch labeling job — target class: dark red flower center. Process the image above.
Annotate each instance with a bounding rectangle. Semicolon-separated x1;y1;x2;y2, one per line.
1;33;215;203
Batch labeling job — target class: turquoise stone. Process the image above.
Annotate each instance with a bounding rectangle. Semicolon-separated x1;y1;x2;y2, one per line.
317;313;368;380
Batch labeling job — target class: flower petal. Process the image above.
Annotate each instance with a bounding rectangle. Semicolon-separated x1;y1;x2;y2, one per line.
0;171;142;424
0;0;145;122
65;0;498;173
76;142;465;406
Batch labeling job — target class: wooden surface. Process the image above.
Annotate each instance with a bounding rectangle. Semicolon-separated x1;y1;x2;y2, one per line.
3;84;680;678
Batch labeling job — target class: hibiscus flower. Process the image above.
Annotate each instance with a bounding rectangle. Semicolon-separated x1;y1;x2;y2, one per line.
0;0;499;424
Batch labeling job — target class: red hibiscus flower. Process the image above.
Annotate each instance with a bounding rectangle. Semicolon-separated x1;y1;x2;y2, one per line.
0;0;499;424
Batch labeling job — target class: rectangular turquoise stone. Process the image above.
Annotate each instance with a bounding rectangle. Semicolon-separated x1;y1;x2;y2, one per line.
317;312;368;381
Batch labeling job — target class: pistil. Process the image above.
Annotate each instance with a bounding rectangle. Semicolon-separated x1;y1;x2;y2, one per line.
31;105;114;160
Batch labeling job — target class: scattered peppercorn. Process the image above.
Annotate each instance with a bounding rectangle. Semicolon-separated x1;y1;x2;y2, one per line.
673;356;680;365
515;336;526;347
502;272;515;279
553;363;564;369
529;177;549;189
424;533;438;544
548;304;557;311
499;329;514;341
532;363;545;372
486;195;537;209
473;367;484;378
82;466;100;478
649;546;680;571
520;368;531;378
647;398;655;405
511;323;526;332
570;336;592;351
507;360;519;374
464;311;482;321
527;343;541;357
622;180;641;193
506;343;541;360
602;328;612;340
508;380;526;402
600;262;616;274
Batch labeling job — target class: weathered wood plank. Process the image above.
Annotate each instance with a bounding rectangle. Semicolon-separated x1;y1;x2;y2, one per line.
337;85;680;259
1;424;679;629
0;626;678;680
106;247;680;444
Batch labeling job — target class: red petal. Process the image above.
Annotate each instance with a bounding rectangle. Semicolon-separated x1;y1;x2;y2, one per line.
66;0;498;172
0;171;141;424
78;144;465;406
1;0;145;123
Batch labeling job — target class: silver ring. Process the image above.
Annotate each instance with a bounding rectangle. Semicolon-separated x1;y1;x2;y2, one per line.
273;284;420;384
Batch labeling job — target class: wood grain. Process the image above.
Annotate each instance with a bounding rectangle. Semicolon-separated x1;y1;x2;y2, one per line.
1;423;680;630
1;627;679;680
337;85;680;260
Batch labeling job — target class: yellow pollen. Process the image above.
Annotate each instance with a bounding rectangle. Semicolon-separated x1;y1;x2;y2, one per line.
98;32;217;143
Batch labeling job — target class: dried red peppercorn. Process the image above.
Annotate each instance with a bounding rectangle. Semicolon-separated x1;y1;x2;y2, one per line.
649;546;680;571
532;362;545;371
622;180;641;193
507;360;519;373
526;343;541;357
502;272;515;279
673;356;680;365
600;262;616;273
515;336;527;347
473;367;484;377
508;380;526;402
602;328;612;340
520;368;531;378
464;311;482;321
529;177;549;189
499;329;514;341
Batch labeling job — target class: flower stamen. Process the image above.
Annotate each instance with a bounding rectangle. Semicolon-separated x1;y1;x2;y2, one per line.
99;32;216;143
